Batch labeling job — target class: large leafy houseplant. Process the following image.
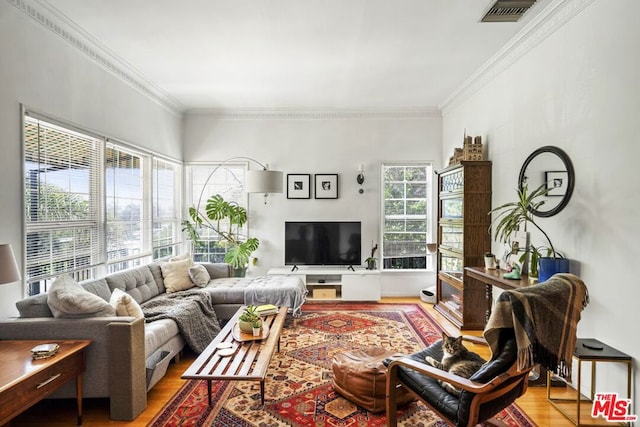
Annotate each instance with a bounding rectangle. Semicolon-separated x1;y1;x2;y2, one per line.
489;182;566;280
181;194;259;274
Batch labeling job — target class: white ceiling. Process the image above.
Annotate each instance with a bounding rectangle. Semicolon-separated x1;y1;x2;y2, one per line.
43;0;553;111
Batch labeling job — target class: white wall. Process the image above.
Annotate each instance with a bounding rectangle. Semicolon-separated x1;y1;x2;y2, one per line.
0;3;182;316
183;111;442;296
442;0;640;404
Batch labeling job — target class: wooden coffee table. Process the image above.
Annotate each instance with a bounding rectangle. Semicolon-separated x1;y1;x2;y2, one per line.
182;306;288;405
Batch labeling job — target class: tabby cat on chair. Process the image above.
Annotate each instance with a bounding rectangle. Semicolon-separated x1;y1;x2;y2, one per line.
425;334;487;396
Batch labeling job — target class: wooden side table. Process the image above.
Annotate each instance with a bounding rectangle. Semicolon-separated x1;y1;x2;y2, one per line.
0;339;91;426
547;338;633;426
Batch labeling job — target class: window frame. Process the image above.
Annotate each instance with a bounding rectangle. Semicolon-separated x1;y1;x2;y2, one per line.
380;162;435;271
22;110;183;295
184;162;249;264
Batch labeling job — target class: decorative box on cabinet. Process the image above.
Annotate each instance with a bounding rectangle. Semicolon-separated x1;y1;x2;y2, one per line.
434;161;492;330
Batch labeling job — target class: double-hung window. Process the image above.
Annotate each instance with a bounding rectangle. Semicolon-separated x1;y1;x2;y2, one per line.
185;162;247;263
24;115;103;295
23;112;182;295
105;143;149;273
381;163;433;270
152;158;183;259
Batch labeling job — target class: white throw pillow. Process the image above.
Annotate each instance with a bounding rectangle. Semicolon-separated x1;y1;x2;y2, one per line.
47;274;116;318
161;258;194;293
169;253;193;264
110;288;144;319
189;264;211;287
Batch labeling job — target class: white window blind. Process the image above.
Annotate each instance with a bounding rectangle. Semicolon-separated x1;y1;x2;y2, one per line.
23;112;183;295
24;116;102;295
153;158;183;259
381;163;432;270
105;143;151;273
186;163;247;263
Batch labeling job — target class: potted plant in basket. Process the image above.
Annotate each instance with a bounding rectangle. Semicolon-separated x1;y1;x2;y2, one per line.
489;182;568;282
182;194;259;277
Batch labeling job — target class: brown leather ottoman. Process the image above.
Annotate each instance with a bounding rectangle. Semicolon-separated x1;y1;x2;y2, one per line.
331;347;414;413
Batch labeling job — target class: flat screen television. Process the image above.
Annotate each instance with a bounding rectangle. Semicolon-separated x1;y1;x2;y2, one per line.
284;221;361;267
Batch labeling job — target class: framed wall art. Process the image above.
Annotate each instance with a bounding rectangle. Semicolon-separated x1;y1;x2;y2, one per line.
315;174;338;199
544;171;568;197
287;174;311;199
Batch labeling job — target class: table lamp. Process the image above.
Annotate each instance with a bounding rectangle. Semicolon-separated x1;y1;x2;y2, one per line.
0;243;21;285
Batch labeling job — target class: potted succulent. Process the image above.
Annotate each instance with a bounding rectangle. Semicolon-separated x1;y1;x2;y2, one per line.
238;305;262;333
489;182;568;282
251;319;263;337
364;243;378;270
182;194;259;277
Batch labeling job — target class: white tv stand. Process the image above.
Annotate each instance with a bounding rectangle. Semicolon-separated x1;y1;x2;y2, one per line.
267;267;381;301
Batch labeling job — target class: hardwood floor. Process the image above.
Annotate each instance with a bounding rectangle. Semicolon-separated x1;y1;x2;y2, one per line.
8;298;575;426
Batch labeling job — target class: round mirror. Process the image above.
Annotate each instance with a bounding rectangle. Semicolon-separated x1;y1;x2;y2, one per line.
518;146;575;217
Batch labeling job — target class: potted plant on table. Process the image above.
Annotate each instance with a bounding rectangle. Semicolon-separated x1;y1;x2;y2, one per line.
489;182;568;282
182;194;259;277
483;252;497;269
238;305;262;333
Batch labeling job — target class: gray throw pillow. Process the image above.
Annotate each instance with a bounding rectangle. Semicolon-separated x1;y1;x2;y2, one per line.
47;274;116;318
189;264;211;287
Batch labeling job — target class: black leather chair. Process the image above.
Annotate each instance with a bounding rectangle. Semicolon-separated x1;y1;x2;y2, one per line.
385;273;589;427
385;328;532;427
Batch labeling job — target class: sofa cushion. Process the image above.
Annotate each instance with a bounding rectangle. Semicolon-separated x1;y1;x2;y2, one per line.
202;277;249;304
47;274;116;318
16;293;53;318
15;278;111;318
161;259;194;293
189;264;211;287
110;288;144;318
202;262;232;279
147;262;166;294
144;318;181;358
81;278;113;301
106;265;160;304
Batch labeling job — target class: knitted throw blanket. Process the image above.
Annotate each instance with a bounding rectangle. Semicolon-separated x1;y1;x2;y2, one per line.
142;289;221;354
483;273;589;378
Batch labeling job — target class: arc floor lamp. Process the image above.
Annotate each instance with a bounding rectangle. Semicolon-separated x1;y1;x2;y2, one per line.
195;157;284;212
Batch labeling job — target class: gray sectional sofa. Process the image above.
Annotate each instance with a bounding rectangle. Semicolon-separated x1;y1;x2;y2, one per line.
0;261;306;420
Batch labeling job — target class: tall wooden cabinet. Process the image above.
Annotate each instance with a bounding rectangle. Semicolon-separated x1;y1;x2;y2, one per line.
435;161;492;330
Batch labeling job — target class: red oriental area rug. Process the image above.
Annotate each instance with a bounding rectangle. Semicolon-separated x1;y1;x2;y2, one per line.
148;303;535;427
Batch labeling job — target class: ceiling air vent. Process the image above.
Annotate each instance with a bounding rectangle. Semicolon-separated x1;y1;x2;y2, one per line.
481;0;537;22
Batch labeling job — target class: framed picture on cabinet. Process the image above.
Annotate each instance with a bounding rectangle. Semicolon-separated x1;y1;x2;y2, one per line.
287;174;311;199
315;174;338;199
544;171;568;197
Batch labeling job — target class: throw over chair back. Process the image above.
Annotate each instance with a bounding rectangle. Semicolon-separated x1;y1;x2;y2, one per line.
386;273;589;427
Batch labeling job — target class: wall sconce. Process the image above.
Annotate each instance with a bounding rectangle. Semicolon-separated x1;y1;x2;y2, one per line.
356;164;365;193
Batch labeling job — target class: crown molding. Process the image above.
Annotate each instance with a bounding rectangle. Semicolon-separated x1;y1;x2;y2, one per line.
8;0;184;116
185;106;442;120
440;0;597;115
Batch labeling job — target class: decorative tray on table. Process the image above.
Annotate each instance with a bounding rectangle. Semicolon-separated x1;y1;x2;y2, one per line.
232;323;270;342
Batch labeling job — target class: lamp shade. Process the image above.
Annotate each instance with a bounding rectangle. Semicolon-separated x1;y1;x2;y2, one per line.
0;243;21;285
246;169;283;194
